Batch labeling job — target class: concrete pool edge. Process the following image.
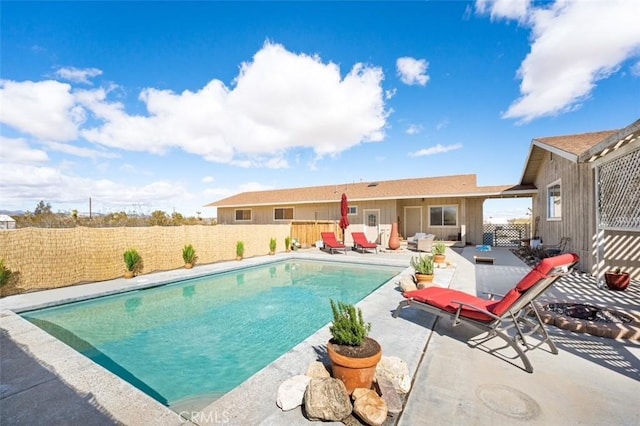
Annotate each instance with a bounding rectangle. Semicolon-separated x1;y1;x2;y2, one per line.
1;250;425;425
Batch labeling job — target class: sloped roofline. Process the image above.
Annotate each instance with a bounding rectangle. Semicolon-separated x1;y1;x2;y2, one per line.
578;118;640;163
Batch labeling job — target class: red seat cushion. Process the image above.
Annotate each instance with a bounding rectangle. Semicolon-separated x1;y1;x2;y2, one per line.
403;253;579;322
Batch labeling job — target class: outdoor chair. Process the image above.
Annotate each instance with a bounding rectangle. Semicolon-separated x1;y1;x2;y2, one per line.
542;237;570;256
393;253;579;373
407;233;435;252
320;232;347;254
351;232;378;253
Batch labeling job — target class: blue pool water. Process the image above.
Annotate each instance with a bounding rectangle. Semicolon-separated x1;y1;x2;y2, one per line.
22;260;401;410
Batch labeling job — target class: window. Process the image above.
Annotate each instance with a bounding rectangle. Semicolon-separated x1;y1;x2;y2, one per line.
429;206;458;226
274;207;294;221
348;206;357;215
235;209;251;222
367;213;377;227
547;180;562;219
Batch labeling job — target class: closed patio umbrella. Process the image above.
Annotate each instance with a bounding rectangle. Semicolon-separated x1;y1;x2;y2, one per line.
339;193;349;240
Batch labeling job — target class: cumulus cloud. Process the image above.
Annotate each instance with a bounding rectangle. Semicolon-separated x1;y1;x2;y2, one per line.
409;143;463;157
476;0;530;22
477;0;640;122
75;42;386;164
0;162;190;210
630;61;640;77
44;141;120;160
396;57;430;86
0;80;82;141
54;66;103;84
0;137;49;164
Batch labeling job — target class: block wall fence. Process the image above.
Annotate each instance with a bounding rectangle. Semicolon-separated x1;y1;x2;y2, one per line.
0;224;290;295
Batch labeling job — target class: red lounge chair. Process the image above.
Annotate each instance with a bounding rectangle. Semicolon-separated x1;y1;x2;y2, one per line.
351;232;378;254
393;253;579;373
320;232;347;254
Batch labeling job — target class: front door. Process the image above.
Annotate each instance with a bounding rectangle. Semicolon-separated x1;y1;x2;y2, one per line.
404;206;422;238
363;210;380;243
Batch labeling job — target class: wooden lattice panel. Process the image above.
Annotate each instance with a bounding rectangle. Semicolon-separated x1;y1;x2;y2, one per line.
598;148;640;230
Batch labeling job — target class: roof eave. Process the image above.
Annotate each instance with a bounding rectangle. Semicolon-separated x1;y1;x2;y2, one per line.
577;118;640;163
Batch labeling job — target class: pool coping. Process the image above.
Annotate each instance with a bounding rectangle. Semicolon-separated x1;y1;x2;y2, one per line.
1;249;439;425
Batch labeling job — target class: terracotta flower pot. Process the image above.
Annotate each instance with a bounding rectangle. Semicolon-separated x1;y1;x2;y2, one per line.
415;273;434;285
184;263;193;269
124;271;134;279
604;271;630;291
434;254;446;264
327;337;382;394
388;222;400;250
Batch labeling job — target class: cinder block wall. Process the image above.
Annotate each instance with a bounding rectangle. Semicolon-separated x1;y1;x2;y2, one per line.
0;224;290;294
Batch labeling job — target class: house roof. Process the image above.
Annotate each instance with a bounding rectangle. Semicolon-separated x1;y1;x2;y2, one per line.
206;174;536;208
520;118;640;184
0;214;16;222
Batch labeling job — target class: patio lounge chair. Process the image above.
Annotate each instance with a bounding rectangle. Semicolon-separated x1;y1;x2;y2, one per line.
542;237;570;256
320;232;347;254
351;232;378;254
407;233;435;252
393;252;579;373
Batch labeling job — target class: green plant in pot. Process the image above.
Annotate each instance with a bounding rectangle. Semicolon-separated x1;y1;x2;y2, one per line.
410;254;434;285
182;244;197;268
269;237;277;255
326;299;382;394
433;241;446;263
285;236;291;253
123;248;142;278
236;241;245;260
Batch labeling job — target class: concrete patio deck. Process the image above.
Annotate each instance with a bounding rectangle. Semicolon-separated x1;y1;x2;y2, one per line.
1;246;638;425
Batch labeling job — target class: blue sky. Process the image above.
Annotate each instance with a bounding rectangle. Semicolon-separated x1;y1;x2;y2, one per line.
1;1;639;221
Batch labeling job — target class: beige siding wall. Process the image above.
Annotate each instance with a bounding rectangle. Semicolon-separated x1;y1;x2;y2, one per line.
0;224;290;295
531;153;639;277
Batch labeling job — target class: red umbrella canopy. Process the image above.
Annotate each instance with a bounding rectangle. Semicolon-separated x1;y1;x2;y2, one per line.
339;193;350;230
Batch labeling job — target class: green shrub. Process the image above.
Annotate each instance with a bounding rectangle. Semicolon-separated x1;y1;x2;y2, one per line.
285;236;291;251
410;254;434;275
123;248;142;273
329;300;371;346
269;237;277;252
434;242;446;255
182;244;197;264
0;259;12;288
236;241;245;258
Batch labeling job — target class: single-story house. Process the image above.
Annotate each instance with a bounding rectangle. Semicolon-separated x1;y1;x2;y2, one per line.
206;173;536;248
0;214;16;230
521;118;639;279
207;118;639;280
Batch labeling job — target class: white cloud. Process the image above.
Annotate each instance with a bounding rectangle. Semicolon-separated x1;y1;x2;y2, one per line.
409;143;463;157
406;124;423;135
476;0;531;22
202;176;215;183
396;57;430;86
44;141;120;159
0;80;81;141
436;119;449;131
0;137;49;164
0;162;190;211
631;61;640;77
477;0;640;122
74;42;386;164
54;67;103;85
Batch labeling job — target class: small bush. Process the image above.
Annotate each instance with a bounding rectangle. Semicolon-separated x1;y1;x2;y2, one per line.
410;254;434;275
285;236;291;251
269;237;277;252
123;248;142;273
0;259;12;288
329;300;371;346
182;244;197;265
236;241;245;258
434;242;446;255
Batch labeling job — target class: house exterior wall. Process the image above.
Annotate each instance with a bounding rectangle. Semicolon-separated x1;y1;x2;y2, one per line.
531;153;596;272
531;147;639;278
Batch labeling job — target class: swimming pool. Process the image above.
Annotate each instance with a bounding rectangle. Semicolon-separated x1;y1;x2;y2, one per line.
21;259;401;411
